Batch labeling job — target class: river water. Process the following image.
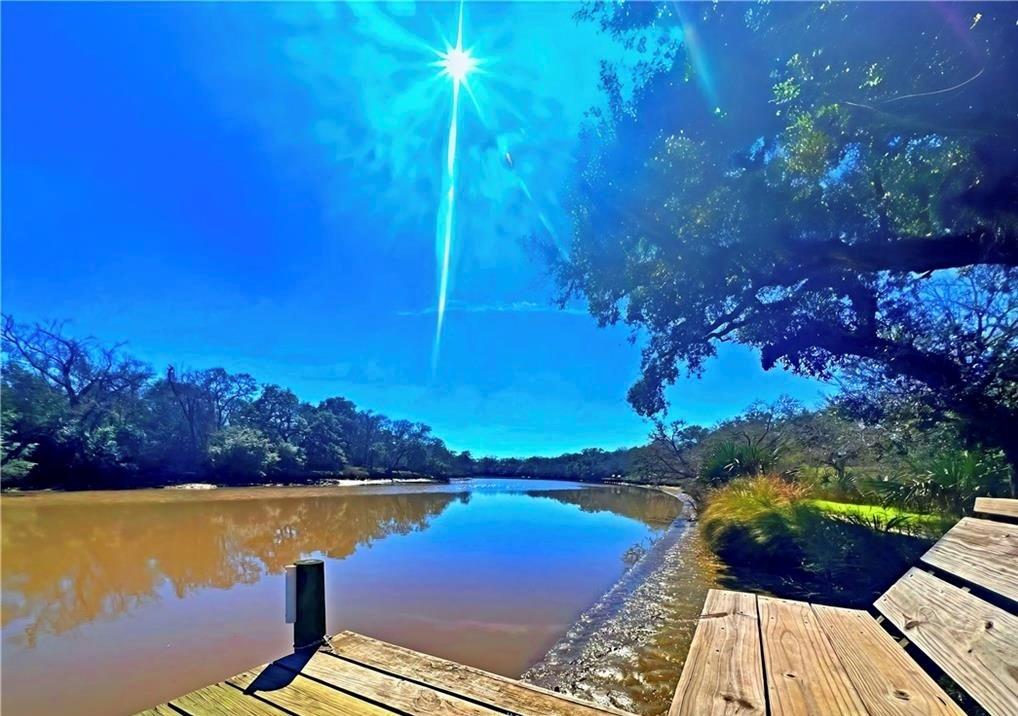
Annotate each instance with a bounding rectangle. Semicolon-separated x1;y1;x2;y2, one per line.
1;478;717;715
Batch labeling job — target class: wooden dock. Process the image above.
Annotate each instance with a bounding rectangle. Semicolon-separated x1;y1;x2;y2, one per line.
138;631;636;716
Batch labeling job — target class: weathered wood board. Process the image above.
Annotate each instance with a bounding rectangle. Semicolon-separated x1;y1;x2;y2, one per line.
875;567;1018;716
758;596;868;716
668;589;766;716
811;604;962;716
921;517;1018;602
327;631;631;716
973;497;1018;520
135;631;634;716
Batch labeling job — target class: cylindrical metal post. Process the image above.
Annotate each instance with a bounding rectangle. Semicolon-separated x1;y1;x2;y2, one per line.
292;559;326;649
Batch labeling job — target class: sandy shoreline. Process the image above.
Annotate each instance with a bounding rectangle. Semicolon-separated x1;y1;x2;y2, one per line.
162;477;438;490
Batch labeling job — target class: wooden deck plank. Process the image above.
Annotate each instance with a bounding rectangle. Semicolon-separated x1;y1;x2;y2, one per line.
328;631;629;716
758;596;868;715
973;497;1018;520
279;650;503;715
135;706;184;716
228;665;394;716
668;589;765;716
133;631;640;716
811;604;963;716
170;683;291;716
875;567;1018;716
921;517;1018;602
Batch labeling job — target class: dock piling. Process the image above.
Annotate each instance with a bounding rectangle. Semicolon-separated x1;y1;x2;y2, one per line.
288;559;326;649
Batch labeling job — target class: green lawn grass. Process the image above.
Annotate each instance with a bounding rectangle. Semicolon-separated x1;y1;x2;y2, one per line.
806;499;954;535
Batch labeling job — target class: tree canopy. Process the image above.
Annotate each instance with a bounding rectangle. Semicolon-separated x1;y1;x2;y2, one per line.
554;3;1018;481
1;317;459;487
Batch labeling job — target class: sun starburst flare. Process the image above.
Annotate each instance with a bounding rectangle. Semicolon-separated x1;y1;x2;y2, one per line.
438;46;478;83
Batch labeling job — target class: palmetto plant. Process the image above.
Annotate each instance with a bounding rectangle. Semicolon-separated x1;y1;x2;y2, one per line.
700;438;784;486
866;448;1011;515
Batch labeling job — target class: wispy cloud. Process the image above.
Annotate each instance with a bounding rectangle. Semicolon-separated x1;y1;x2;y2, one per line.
397;300;587;317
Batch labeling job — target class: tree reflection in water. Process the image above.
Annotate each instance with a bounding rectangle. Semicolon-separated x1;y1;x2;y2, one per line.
1;487;466;646
526;486;684;529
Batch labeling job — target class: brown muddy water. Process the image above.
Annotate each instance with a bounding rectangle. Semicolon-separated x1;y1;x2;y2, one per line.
1;478;718;716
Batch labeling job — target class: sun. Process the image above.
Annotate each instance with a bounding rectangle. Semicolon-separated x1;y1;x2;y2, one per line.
438;45;478;84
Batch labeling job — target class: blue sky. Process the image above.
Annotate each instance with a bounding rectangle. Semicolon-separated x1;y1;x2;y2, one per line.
2;2;827;457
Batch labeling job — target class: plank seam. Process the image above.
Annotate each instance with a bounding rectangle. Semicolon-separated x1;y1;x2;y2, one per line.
920;518;1018;605
811;605;904;716
751;593;772;716
814;607;874;712
867;607;968;695
220;680;304;716
915;563;1017;614
973;498;1018;523
760;597;873;715
289;671;413;716
318;649;523;716
269;657;479;715
875;567;1018;715
327;635;632;716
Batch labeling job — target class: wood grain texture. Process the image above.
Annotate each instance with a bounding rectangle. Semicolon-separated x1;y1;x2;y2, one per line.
758;596;868;715
229;665;393;716
132;629;639;716
973;497;1018;519
169;683;290;716
668;590;765;716
288;651;501;715
811;604;963;716
921;518;1018;602
328;631;629;716
875;568;1018;716
134;706;185;716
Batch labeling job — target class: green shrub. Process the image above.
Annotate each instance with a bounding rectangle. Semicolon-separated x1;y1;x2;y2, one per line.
207;426;278;481
1;406;36;485
274;441;306;474
863;447;1011;515
701;475;932;606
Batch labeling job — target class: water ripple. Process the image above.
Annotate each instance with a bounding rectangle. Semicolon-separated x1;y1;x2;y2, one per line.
523;492;722;715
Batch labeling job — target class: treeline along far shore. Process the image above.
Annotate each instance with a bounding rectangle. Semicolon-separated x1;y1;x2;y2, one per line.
2;315;1014;507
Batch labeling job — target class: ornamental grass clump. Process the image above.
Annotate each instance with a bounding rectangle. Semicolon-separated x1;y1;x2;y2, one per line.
700;475;807;565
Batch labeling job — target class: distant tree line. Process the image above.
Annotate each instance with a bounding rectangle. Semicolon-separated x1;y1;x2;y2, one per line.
467;448;637;483
3;316;1012;502
1;317;464;488
448;389;1013;512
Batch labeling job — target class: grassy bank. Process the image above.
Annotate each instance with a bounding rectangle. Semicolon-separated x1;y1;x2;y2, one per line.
804;498;955;534
700;476;947;607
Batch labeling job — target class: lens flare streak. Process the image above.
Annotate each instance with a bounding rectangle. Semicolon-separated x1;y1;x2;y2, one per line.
431;2;475;372
433;82;459;370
